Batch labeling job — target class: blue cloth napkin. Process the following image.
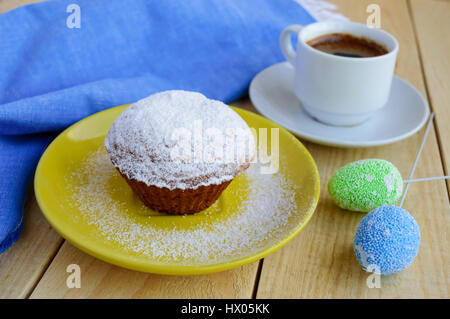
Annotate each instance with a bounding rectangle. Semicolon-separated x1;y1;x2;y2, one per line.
0;0;316;253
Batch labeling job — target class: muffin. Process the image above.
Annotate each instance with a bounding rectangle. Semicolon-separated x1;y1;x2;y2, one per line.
105;90;255;214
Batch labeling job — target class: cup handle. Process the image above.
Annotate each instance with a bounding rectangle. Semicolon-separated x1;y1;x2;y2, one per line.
280;24;303;66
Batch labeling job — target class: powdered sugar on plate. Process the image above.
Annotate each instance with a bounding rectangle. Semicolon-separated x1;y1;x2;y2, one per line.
68;147;301;265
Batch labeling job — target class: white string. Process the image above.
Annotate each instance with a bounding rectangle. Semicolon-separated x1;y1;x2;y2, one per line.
404;175;449;183
399;113;435;208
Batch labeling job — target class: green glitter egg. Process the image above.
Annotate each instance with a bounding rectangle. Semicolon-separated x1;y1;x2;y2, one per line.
328;159;403;212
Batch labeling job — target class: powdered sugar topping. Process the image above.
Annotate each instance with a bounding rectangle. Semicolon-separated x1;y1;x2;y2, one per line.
105;90;255;190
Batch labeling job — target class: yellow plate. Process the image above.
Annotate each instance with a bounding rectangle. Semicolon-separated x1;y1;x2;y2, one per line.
35;105;320;275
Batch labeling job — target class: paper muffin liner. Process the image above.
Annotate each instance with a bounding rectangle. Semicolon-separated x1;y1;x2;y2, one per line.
118;170;232;214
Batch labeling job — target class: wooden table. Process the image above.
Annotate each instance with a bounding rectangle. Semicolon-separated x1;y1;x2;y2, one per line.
0;0;448;299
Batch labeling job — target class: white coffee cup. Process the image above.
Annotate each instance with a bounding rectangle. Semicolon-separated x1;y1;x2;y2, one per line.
280;21;399;126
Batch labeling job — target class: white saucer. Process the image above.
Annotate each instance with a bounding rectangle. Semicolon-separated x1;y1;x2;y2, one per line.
249;62;429;147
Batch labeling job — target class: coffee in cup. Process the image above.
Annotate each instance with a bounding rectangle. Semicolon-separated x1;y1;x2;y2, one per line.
280;21;399;126
307;33;388;58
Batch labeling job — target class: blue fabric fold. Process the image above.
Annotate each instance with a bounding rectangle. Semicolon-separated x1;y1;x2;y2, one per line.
0;133;54;253
0;0;315;252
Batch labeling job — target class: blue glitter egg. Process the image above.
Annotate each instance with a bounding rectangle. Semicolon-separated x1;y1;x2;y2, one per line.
353;206;420;275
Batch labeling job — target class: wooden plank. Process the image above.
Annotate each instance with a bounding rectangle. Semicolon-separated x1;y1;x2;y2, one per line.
0;193;63;299
30;242;259;298
410;0;450;193
0;0;41;13
256;0;450;298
